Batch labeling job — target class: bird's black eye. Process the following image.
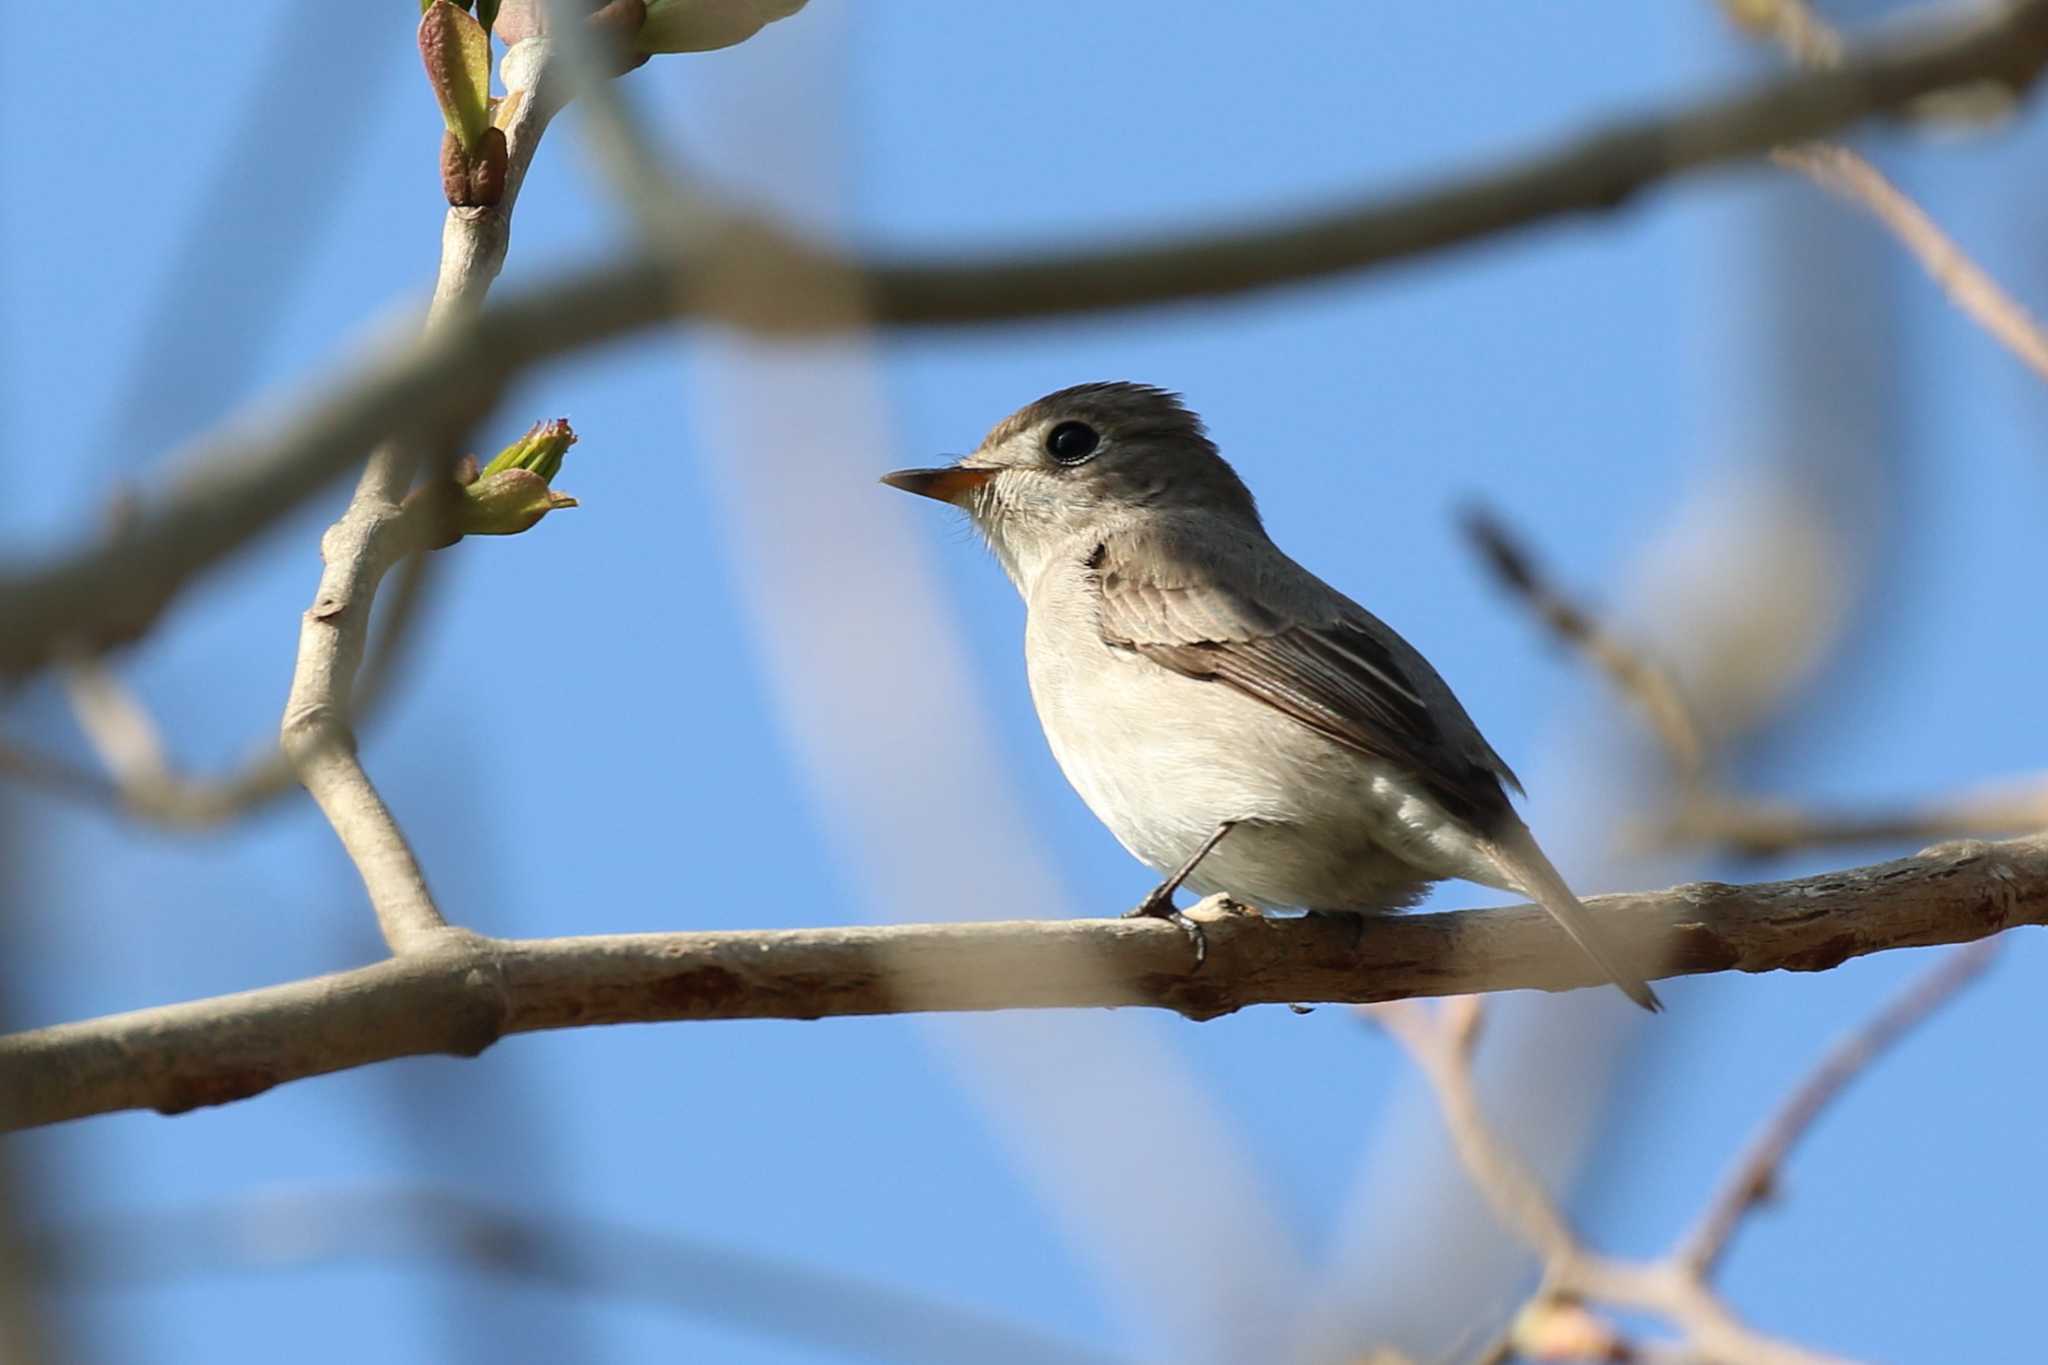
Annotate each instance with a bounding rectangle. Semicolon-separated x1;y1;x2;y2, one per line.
1044;421;1101;466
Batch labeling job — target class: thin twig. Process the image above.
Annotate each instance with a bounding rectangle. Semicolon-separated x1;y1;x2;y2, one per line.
1722;0;1845;66
1367;905;2005;1361
277;51;565;954
5;0;2048;676
1363;1001;1580;1264
60;661;173;798
1720;0;2048;385
0;742;114;807
1773;143;2048;383
0;833;2038;1131
1467;506;2048;855
1675;937;2003;1278
1670;785;2048;857
2;549;437;829
1366;1024;1849;1361
1366;1001;1854;1365
1462;506;1707;785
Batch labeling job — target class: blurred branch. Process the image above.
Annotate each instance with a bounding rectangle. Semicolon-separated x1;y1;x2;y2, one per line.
0;834;2038;1131
6;0;2048;676
1669;783;2048;856
0;742;116;809
0;551;435;828
1465;506;2048;855
1367;938;1997;1363
1774;143;2048;382
1724;0;1844;66
1463;508;1707;785
1674;935;2001;1278
1722;1;2048;384
1368;999;1578;1268
32;1184;1126;1365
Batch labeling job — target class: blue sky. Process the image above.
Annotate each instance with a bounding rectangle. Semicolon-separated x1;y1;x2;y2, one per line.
4;3;2046;1361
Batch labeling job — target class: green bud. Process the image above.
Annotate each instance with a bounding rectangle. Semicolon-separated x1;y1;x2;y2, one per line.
458;467;579;539
479;417;577;484
413;419;582;547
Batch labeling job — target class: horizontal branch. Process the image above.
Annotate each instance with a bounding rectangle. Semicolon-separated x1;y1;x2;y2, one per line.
5;0;2048;675
33;1184;1129;1365
1;835;2039;1131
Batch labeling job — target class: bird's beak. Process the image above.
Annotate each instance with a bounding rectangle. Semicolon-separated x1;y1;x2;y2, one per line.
880;464;997;504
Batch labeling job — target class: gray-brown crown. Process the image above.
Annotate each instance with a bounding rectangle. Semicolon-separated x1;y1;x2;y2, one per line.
981;382;1260;523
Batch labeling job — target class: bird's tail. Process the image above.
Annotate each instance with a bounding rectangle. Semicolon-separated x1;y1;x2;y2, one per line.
1482;823;1662;1012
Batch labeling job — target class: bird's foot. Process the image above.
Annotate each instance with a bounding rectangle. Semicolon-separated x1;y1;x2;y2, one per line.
1125;888;1207;970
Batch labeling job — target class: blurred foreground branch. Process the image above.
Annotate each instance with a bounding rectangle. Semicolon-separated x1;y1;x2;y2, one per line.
0;550;436;829
1365;937;1997;1363
4;0;2047;676
0;834;2038;1131
32;1184;1123;1365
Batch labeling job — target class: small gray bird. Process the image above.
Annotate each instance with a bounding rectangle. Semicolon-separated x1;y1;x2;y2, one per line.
883;382;1658;1011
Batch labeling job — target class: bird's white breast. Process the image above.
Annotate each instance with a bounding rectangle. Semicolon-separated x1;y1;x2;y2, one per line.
1019;545;1473;910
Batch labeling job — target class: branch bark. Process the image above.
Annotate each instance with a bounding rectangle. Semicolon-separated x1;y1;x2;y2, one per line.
278;53;564;953
5;0;2047;675
0;834;2038;1131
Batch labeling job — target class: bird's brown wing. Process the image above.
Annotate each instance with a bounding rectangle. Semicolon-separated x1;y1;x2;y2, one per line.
1089;521;1520;830
1091;520;1662;1011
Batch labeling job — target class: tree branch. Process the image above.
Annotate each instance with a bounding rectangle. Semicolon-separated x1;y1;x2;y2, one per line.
1466;505;2048;856
32;1184;1129;1365
1716;0;2048;386
277;48;566;954
0;549;437;831
1674;935;2000;1279
1366;998;1581;1266
1369;933;1998;1363
0;834;2038;1131
1773;142;2048;384
5;0;2047;677
1463;506;1709;784
1366;995;1853;1365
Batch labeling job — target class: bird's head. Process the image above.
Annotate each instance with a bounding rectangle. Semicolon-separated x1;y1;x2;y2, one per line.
882;382;1259;585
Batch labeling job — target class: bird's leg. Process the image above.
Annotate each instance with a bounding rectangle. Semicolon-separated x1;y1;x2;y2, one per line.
1125;820;1238;969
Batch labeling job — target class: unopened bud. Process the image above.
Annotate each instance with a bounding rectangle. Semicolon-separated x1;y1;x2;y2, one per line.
440;125;509;207
458;467;579;539
412;419;583;547
420;1;494;155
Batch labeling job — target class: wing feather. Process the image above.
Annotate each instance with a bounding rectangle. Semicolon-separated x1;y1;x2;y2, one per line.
1093;522;1518;827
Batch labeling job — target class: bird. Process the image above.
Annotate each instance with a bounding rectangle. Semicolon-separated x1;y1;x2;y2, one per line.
881;381;1659;1011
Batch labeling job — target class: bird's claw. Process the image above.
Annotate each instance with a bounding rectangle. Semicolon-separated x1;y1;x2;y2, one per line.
1124;893;1208;969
